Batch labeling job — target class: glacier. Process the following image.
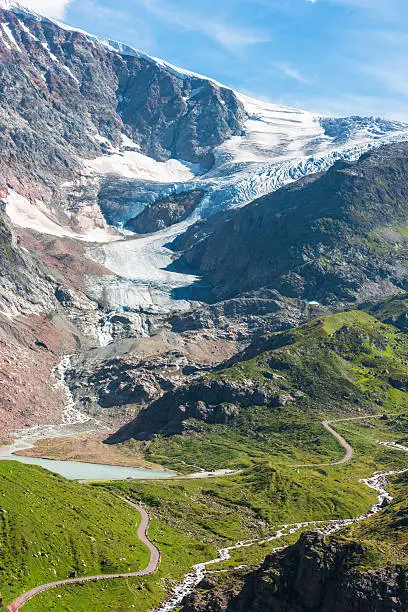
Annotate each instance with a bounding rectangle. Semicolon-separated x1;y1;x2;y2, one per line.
3;0;408;315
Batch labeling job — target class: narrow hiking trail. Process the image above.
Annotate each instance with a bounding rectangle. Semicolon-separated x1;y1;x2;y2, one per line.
301;413;398;469
6;413;406;610
303;413;390;468
6;498;160;612
308;413;399;467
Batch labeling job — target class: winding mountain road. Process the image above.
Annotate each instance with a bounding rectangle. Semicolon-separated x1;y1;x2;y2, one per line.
299;414;389;468
5;412;391;610
6;498;160;612
320;419;354;464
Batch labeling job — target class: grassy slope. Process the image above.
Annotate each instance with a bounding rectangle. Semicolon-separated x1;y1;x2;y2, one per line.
23;518;215;612
141;310;408;471
20;464;376;612
8;309;408;610
21;415;408;611
171;471;408;610
0;462;150;605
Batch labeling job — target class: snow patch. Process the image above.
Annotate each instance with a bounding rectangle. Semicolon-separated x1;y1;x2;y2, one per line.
3;189;120;243
41;39;58;62
0;27;10;48
62;64;79;84
85;150;197;183
93;132;112;147
1;22;20;50
121;133;140;151
96;312;115;347
5;190;75;237
17;17;38;40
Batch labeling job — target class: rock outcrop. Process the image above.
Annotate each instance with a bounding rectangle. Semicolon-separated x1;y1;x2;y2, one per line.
105;376;276;442
170;289;318;340
68;351;200;413
0;205;55;316
125;190;205;234
181;532;408;612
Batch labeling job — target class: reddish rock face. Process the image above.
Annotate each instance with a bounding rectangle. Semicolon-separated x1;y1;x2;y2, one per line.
0;314;74;433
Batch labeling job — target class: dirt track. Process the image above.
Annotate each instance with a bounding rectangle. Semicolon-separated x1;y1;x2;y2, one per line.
6;498;160;612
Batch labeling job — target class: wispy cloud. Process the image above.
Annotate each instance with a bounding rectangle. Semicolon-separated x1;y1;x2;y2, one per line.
278;62;311;84
366;63;408;98
19;0;73;18
142;0;270;53
346;27;408;109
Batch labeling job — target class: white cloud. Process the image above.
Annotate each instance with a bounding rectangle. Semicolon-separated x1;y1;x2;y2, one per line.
17;0;73;19
278;63;311;84
208;23;270;52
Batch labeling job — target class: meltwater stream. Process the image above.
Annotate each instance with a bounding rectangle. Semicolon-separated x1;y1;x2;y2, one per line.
157;463;408;611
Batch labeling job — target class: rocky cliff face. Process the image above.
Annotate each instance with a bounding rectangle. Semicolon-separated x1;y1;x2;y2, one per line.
106;377;268;441
67;350;210;414
181;532;408;612
0;4;245;221
0;203;54;316
0;206;77;431
170;289;316;341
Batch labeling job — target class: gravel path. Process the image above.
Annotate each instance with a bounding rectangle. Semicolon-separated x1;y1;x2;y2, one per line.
6;498;160;612
321;420;354;464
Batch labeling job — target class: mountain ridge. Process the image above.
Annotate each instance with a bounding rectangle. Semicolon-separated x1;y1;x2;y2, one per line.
1;1;408;237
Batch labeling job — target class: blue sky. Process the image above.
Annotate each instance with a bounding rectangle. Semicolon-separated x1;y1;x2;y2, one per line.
25;0;408;120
